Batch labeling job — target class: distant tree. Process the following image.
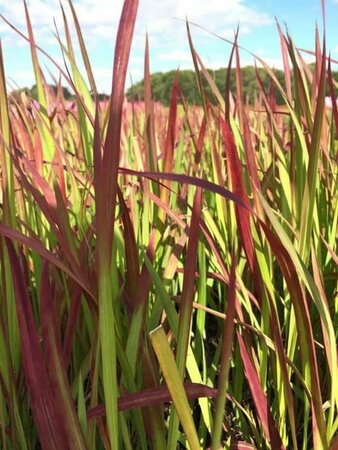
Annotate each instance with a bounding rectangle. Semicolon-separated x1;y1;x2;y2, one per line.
125;66;299;106
98;93;110;101
22;84;73;100
10;63;338;109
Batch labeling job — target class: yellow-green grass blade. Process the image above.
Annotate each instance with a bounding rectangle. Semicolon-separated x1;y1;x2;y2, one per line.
299;38;327;264
56;9;94;166
167;187;201;448
150;326;200;450
67;0;98;99
257;190;337;414
0;45;21;427
258;193;334;449
23;0;54;162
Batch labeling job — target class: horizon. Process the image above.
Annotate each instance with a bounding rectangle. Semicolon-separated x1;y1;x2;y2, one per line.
1;0;338;94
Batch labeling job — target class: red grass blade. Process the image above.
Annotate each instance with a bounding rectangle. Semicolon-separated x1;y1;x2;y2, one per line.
97;0;139;253
87;383;217;418
0;224;93;299
119;168;249;210
163;71;179;173
158;71;180;230
94;1;139;446
62;285;85;368
237;333;285;450
225;29;238;122
40;261;87;449
10;148;81;267
5;239;68;449
186;20;207;111
234;43;262;216
219;120;261;301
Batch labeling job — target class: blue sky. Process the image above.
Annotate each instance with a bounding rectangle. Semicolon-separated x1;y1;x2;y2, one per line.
0;0;338;93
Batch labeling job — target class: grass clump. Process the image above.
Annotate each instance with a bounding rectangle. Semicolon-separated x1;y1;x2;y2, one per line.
0;1;337;449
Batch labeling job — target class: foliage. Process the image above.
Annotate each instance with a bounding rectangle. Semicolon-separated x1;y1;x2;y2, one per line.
126;66;288;105
0;1;337;450
10;83;73;101
126;64;338;106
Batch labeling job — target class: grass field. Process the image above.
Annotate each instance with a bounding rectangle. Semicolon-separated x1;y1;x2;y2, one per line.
0;1;337;449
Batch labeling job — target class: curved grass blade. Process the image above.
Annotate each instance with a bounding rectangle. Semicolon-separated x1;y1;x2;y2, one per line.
119;168;248;209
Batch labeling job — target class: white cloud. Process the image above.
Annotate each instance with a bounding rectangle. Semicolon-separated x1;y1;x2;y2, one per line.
0;0;274;90
176;0;271;27
157;50;193;62
0;0;272;47
6;68;36;87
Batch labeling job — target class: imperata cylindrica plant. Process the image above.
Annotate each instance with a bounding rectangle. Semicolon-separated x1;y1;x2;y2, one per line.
0;1;336;449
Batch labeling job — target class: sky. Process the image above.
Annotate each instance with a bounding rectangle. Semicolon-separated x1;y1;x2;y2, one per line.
0;0;338;93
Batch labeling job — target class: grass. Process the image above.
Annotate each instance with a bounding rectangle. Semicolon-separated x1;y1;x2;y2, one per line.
0;0;337;449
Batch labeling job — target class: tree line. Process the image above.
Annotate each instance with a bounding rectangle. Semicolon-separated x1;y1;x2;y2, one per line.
10;64;338;107
126;65;338;106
